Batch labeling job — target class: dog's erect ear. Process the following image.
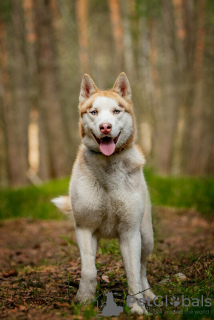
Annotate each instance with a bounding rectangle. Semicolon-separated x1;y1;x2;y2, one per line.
79;74;98;103
113;72;131;100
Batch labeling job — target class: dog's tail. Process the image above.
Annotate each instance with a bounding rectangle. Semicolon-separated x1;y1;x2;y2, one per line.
51;196;72;215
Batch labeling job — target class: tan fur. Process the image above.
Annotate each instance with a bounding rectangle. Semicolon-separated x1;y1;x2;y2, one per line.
51;196;72;215
79;118;85;138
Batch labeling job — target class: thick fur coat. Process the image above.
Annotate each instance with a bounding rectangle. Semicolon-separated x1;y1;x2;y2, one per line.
52;73;155;314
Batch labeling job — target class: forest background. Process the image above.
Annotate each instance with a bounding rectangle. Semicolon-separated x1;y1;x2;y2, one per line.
0;0;214;188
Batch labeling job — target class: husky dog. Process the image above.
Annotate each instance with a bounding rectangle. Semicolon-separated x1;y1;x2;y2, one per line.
52;73;155;314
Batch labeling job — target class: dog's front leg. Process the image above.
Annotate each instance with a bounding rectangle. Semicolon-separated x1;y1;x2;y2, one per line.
75;228;97;303
119;230;148;314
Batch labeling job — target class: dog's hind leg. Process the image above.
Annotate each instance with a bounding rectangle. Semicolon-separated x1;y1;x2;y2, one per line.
140;193;155;301
75;228;97;303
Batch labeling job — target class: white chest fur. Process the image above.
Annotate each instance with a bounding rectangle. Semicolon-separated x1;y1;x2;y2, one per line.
70;144;147;238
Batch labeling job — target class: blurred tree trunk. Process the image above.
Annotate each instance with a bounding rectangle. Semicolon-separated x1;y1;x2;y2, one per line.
10;1;29;185
199;2;214;175
108;0;124;72
76;0;89;74
35;0;68;179
0;1;29;187
136;4;156;155
170;0;187;175
22;0;40;180
0;22;9;187
186;0;206;174
121;0;135;79
152;0;179;175
23;0;37;105
51;0;80;166
175;0;195;174
138;14;154;96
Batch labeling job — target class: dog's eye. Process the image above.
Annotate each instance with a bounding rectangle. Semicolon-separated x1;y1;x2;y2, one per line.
114;109;120;114
90;110;98;115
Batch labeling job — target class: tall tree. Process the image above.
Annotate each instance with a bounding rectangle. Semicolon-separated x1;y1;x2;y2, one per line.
152;0;180;174
0;1;30;186
170;0;187;175
76;0;89;73
34;0;68;179
0;22;9;187
12;0;30;185
121;0;135;78
22;0;40;180
51;0;80;166
187;0;207;174
108;0;124;71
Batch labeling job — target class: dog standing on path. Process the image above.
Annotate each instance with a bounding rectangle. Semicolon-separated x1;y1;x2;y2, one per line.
52;73;155;314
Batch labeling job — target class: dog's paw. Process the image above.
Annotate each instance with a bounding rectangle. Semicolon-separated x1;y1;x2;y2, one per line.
130;303;148;315
144;289;156;301
76;290;94;304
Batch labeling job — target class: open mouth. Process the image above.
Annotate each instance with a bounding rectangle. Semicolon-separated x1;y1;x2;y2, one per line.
92;132;121;156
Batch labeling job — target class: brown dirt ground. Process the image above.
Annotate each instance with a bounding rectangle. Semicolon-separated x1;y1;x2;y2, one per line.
0;207;213;319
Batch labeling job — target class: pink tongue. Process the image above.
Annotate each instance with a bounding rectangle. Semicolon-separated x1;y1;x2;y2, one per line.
100;139;115;156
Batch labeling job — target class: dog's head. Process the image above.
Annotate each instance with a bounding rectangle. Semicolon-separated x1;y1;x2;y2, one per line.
78;73;136;156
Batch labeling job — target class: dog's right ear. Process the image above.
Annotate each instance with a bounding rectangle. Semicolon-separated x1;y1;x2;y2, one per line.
79;74;98;103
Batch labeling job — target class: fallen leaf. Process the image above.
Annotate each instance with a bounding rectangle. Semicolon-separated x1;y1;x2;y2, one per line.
18;305;26;311
102;275;110;283
54;302;70;308
3;270;18;277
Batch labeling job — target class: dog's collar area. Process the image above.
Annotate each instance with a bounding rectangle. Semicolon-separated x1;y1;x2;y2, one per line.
88;148;122;156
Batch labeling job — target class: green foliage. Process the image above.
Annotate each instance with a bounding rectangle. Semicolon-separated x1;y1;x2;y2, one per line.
0;0;12;22
60;235;78;247
99;239;120;256
0;169;213;220
144;169;214;218
135;0;161;18
207;0;214;12
0;178;69;220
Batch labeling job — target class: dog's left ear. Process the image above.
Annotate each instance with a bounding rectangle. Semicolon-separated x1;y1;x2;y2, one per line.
79;74;98;103
113;72;131;101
